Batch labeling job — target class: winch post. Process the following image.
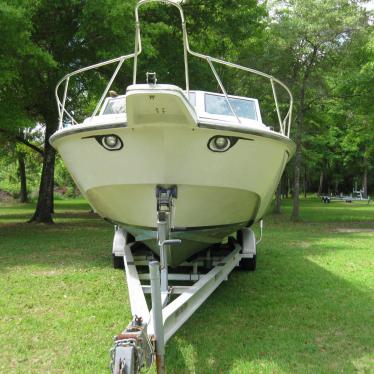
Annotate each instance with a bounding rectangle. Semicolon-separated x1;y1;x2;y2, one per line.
149;261;166;374
157;213;169;297
156;185;177;304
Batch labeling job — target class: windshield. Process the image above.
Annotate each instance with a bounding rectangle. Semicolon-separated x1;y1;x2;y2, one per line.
103;97;126;115
188;92;196;106
205;93;257;120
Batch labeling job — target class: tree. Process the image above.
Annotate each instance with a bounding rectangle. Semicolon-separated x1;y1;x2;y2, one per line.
0;127;43;202
330;26;374;197
0;0;88;222
267;0;367;220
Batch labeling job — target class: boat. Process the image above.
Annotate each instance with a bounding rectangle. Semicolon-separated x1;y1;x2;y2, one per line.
51;1;295;372
51;0;295;268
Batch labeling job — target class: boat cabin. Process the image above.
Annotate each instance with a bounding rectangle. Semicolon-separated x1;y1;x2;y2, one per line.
87;90;264;128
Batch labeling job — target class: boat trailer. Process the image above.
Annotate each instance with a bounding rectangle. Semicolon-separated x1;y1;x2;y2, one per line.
110;189;258;374
322;188;370;204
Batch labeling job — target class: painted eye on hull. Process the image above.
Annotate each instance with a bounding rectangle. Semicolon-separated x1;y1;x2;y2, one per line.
213;136;230;150
207;135;253;153
208;136;236;152
101;135;122;150
82;134;123;151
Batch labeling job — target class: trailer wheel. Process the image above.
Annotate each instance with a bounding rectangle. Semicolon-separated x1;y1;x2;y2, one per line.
227;236;236;249
112;254;124;269
127;233;135;243
237;229;256;271
240;255;256;271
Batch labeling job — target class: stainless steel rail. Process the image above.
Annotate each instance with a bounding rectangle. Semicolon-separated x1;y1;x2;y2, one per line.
56;0;293;137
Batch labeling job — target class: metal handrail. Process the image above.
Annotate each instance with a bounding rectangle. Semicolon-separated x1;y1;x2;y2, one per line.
185;45;293;137
55;0;293;137
206;58;241;124
55;54;136;128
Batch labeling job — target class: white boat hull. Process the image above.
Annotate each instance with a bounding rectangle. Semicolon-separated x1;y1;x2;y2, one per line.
51;125;293;265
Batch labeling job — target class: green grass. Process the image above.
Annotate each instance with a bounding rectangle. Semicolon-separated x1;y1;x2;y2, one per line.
0;198;373;373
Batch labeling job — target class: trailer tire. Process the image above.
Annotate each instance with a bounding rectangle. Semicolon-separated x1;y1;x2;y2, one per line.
112;254;124;269
240;255;256;271
228;236;236;249
236;230;242;245
127;233;135;243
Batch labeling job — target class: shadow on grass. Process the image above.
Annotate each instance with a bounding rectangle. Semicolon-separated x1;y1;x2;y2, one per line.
0;211;97;222
0;217;113;272
0;213;34;222
166;235;373;373
53;201;92;211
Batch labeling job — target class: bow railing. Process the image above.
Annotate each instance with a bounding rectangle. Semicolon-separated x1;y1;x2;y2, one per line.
56;0;293;137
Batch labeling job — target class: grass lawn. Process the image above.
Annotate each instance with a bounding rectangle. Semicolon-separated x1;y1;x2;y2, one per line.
0;198;373;373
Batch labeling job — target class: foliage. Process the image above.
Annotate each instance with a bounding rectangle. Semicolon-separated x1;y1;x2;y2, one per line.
0;135;42;199
262;0;372;218
0;2;34;130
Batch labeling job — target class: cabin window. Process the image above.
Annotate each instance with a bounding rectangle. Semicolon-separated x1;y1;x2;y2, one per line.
204;93;257;120
103;97;126;115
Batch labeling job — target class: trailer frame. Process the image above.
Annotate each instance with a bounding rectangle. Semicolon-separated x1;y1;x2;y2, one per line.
110;223;256;374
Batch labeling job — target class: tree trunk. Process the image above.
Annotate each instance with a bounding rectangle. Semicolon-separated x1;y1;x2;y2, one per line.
291;91;306;221
281;173;286;199
303;167;307;198
291;115;303;220
273;182;282;214
29;114;58;223
317;170;323;196
362;166;368;198
290;46;318;220
18;153;28;203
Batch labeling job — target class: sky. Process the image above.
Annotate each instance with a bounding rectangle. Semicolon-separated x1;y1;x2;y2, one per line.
363;1;374;10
